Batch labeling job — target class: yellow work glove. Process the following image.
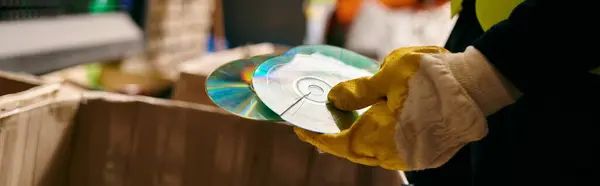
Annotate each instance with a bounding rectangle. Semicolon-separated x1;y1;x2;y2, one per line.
295;46;518;170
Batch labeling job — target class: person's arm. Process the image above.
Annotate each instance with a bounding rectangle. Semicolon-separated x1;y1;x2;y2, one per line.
291;0;598;172
472;0;598;94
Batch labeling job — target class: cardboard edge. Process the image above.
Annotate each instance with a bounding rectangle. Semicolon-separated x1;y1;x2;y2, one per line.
82;91;295;126
0;95;82;119
0;71;46;86
0;84;63;117
177;42;283;75
0;82;292;126
0;70;86;93
0;84;61;102
82;91;232;115
40;65;90;88
0;84;83;119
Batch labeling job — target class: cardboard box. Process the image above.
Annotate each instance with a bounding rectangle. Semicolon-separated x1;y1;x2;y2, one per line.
173;43;291;105
0;73;407;186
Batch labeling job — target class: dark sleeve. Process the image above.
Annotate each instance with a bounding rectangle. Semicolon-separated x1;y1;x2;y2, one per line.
472;0;599;94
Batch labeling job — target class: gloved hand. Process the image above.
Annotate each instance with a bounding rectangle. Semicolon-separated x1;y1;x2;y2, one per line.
294;46;519;170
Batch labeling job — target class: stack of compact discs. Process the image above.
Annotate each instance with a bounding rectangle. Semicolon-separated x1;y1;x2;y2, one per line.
206;45;380;134
206;54;283;121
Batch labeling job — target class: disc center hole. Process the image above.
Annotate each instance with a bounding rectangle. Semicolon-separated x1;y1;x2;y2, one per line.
308;85;325;95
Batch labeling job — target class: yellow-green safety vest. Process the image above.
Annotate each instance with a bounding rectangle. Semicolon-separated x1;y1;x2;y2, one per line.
451;0;523;31
451;0;600;75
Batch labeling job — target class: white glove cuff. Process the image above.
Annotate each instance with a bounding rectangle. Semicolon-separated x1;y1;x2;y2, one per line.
393;47;519;170
394;51;488;170
446;46;520;116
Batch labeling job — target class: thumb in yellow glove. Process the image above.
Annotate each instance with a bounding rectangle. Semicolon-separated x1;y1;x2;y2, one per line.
295;46;519;170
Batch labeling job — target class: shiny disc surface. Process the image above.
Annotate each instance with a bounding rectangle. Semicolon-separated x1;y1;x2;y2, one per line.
206;54;283;121
285;45;380;73
253;45;379;134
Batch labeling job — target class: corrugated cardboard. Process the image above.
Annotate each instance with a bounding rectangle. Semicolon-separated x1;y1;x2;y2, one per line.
0;74;407;186
0;80;80;186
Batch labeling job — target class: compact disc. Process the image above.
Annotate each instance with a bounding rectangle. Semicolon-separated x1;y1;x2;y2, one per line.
252;45;380;134
206;54;283;121
285;45;380;74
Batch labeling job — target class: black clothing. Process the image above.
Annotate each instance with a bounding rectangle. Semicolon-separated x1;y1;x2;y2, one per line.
407;0;600;185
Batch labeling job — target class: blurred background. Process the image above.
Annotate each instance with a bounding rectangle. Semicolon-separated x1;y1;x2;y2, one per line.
0;1;458;184
0;0;456;98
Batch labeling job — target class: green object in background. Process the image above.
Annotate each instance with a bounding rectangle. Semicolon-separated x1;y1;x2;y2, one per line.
85;0;118;89
89;0;118;13
85;63;103;89
592;67;600;75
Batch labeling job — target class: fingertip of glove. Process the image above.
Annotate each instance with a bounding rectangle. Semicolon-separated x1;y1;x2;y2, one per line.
327;77;380;111
293;126;318;140
293;126;308;136
383;46;449;66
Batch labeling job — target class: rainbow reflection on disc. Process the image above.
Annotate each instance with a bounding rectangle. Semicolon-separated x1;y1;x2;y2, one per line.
206;54;283;121
252;45;379;134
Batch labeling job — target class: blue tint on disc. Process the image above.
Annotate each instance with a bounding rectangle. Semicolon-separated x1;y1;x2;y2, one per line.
252;45;380;133
206;54;283;121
